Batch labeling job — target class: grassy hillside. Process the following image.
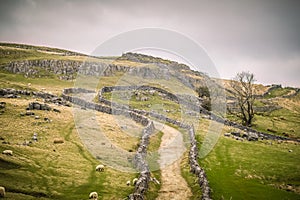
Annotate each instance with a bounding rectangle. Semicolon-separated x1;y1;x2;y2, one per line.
0;43;299;199
225;80;300;139
195;119;300;200
0;98;142;199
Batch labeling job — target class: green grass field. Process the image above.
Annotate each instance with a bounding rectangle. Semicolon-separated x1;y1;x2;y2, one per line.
196;121;300;200
0;43;300;199
0;99;141;199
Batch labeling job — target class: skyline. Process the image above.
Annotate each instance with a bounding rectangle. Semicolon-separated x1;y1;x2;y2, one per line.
0;0;299;87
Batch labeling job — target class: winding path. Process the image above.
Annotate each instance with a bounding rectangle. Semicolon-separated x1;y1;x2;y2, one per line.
154;122;192;200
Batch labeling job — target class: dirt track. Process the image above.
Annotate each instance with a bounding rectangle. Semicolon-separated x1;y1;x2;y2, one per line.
155;122;192;200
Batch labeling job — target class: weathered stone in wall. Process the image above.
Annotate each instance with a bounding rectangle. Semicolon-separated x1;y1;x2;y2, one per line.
27;102;51;111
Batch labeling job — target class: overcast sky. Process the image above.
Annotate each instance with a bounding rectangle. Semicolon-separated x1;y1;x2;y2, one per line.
0;0;299;87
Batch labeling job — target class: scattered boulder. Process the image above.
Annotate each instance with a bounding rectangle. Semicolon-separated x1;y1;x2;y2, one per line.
25;111;35;116
233;136;244;141
282;132;290;137
53;108;61;113
231;132;241;137
140;96;149;101
27;102;51;111
120;125;127;129
0;102;6;109
4;94;17;98
224;133;231;137
53;138;64;144
247;132;259;141
23;140;32;146
265;141;272;145
2;141;10;145
44;117;51;122
267;128;277;133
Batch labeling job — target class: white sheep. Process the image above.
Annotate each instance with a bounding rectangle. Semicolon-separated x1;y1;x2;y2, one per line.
126;180;131;186
95;164;105;172
0;186;5;198
89;191;98;199
2;150;13;156
132;178;138;185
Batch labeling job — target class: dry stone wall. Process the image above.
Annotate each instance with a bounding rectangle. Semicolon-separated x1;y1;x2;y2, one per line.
5;60;134;80
99;85;294;142
0;88;69;106
6;60;82;80
99;85;203;114
62;88;154;200
97;86;213;199
188;126;211;200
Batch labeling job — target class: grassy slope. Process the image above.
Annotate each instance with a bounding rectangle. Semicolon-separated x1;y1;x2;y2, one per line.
0;70;163;199
0;62;145;199
0;70;73;95
99;79;300;199
1;43;300;199
196;119;300;200
264;87;295;99
0;43;148;67
102;90;181;120
0;98;139;199
0;99;104;199
227;87;300;139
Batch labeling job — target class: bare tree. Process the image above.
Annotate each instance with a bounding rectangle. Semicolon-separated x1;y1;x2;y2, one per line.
229;71;256;126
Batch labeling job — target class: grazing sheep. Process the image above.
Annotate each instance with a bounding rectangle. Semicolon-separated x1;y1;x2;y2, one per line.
89;191;98;199
2;150;13;156
95;164;105;172
126;180;131;186
32;133;38;141
132;178;138;185
0;186;5;197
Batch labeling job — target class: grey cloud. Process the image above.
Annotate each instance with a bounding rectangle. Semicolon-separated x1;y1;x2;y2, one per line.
0;0;299;86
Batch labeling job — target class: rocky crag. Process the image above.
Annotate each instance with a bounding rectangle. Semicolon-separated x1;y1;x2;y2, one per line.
2;51;219;92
